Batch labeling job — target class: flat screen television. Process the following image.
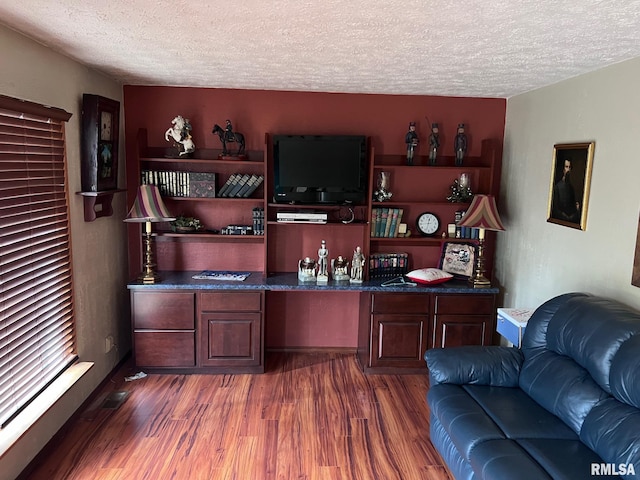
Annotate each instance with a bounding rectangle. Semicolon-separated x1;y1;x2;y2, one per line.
272;135;368;204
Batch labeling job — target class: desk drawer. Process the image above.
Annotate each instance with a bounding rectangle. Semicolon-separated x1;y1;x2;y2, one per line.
497;314;526;348
132;291;195;329
371;293;429;314
200;291;262;312
434;294;494;315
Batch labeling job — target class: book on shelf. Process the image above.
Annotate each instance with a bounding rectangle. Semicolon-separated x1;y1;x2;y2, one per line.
377;208;388;238
252;207;264;235
383;208;393;237
369;207;378;237
188;172;216;197
393;209;403;237
242;175;264;198
218;173;239;197
370;207;404;238
225;173;251;198
141;169;216;197
235;174;258;197
217;173;265;198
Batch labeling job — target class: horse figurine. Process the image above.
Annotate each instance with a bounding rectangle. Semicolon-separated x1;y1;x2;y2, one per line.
212;119;246;157
165;115;195;157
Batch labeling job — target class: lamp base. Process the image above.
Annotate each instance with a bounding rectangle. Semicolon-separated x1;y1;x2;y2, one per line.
138;271;160;284
468;274;492;288
138;225;160;284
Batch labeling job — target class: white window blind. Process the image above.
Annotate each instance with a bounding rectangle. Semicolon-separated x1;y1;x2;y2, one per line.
0;94;76;428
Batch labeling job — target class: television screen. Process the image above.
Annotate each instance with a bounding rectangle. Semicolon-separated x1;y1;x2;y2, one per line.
273;135;368;204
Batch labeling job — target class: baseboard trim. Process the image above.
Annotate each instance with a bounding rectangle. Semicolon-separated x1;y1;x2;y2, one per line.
266;347;357;354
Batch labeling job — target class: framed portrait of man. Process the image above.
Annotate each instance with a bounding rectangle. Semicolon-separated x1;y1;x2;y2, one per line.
546;142;595;231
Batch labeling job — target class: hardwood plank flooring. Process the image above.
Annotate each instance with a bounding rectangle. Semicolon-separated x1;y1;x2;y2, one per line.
23;352;451;480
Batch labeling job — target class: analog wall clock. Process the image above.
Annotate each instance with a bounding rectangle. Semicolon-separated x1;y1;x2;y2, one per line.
81;94;120;192
416;212;440;236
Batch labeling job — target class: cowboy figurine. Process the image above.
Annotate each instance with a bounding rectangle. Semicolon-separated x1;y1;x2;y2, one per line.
224;119;234;143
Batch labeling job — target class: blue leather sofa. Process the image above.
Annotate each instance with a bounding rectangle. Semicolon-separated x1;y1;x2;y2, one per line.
424;293;640;479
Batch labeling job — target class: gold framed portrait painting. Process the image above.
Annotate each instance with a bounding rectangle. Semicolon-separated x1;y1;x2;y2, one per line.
547;142;595;231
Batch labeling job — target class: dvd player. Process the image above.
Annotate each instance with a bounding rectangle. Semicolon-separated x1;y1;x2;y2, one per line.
276;211;328;223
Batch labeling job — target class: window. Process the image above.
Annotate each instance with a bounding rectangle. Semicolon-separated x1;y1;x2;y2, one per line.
0;94;76;428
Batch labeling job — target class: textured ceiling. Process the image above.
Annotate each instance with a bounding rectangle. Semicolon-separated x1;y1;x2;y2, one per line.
2;0;640;98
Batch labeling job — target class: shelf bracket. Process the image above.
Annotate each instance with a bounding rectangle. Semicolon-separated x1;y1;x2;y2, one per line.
76;190;126;222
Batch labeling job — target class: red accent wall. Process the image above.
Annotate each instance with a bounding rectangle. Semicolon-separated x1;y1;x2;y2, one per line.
124;86;506;349
124;86;505;158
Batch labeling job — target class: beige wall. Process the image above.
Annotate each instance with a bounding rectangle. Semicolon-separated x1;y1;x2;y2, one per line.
0;25;130;479
498;57;640;310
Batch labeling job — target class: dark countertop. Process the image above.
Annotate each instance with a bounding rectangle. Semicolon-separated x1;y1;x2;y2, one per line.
127;271;499;294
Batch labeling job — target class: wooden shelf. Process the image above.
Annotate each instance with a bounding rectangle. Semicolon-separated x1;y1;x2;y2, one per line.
140;146;264;164
155;232;264;243
167;196;264;203
373;154;489;169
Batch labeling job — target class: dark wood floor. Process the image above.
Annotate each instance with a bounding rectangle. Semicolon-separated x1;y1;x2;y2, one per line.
23;352;450;480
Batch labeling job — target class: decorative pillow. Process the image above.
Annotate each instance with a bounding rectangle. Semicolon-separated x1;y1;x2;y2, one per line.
406;268;453;285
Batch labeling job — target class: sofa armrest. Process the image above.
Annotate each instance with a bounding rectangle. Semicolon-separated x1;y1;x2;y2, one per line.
425;346;524;387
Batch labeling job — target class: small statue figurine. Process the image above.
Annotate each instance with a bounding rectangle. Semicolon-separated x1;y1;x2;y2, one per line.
454;123;467;166
165;115;195;157
212;119;246;158
331;256;350;282
350;246;365;284
298;257;317;282
317;240;329;283
405;122;419;165
428;123;440;165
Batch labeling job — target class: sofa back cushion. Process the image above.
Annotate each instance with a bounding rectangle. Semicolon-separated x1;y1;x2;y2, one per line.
519;293;640;434
609;334;640;408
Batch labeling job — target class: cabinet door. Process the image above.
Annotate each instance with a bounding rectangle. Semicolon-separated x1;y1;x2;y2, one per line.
200;312;262;367
199;291;264;370
371;314;428;368
360;293;430;371
432;293;496;348
431;314;493;348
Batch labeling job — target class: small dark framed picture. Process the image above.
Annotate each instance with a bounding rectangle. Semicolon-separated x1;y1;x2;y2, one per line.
547;142;595;231
439;242;477;279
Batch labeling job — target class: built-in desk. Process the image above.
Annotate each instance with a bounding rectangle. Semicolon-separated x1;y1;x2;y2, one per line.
128;272;499;374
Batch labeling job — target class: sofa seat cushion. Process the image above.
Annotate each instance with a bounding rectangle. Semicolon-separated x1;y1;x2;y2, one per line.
463;385;578;440
517;439;615;479
428;384;504;461
429;414;477;480
468;439;553;480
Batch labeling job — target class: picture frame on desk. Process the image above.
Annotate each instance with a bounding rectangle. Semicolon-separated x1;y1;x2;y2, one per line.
439;241;477;279
547;142;594;231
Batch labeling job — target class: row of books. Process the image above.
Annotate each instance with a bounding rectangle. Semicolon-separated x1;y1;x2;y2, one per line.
252;207;265;236
141;170;216;198
368;252;409;279
218;174;264;198
371;208;404;238
453;210;481;239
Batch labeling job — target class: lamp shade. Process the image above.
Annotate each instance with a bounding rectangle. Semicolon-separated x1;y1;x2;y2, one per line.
458;194;505;231
124;184;175;223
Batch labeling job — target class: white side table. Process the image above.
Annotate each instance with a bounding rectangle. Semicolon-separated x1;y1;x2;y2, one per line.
497;308;535;348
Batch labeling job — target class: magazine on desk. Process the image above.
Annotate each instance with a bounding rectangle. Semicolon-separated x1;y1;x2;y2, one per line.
192;271;251;281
